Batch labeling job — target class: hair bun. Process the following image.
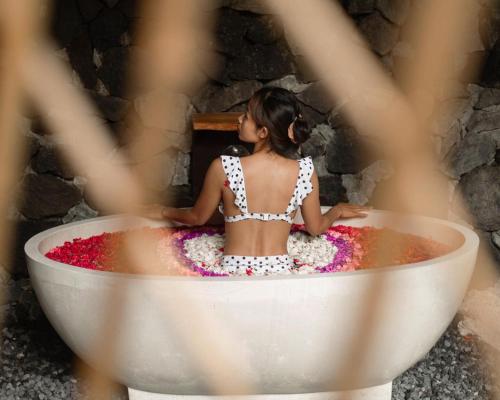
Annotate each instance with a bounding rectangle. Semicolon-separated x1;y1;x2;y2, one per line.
292;118;310;145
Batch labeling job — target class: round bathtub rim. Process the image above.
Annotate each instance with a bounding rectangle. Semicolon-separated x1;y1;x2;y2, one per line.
25;209;479;282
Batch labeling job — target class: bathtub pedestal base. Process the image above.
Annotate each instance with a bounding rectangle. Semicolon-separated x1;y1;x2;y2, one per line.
128;382;392;400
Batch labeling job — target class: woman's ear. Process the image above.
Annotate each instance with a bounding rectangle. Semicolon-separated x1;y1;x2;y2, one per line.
258;126;269;139
288;124;297;143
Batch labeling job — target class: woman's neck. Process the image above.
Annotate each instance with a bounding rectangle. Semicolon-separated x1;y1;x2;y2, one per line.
253;140;272;154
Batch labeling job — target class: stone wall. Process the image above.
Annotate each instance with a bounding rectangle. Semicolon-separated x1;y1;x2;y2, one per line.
8;0;500;278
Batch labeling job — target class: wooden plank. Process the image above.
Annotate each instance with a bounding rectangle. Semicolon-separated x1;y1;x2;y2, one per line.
192;112;241;131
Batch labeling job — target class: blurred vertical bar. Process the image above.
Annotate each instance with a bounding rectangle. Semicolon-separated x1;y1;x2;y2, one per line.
0;0;37;326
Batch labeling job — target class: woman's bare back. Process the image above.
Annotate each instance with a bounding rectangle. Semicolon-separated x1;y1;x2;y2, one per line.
222;152;301;256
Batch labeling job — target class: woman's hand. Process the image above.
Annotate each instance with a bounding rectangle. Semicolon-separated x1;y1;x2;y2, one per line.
332;202;371;219
135;204;168;220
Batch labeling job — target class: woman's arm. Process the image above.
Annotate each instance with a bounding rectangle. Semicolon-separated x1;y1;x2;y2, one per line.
300;171;370;235
140;158;225;226
299;171;339;235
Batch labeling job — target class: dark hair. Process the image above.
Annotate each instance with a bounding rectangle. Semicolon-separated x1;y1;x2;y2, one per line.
248;87;310;158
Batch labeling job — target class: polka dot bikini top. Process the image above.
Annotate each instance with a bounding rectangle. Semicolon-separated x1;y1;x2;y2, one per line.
218;155;314;224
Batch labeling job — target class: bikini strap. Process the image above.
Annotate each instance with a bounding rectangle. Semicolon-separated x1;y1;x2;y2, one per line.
220;156;248;213
285;157;314;214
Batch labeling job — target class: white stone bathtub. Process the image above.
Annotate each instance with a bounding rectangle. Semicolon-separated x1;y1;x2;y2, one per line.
24;209;479;400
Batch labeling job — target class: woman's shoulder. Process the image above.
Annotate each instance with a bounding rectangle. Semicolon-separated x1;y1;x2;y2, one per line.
218;155;242;178
219;155;241;169
220;155;244;164
298;156;314;176
233;153;313;173
298;155;313;166
209;157;227;174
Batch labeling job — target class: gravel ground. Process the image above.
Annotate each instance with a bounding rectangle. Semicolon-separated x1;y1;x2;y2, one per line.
1;278;500;400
